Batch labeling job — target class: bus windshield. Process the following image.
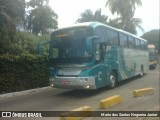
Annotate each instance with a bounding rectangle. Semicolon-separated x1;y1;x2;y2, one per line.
148;48;155;53
50;27;92;64
149;48;157;61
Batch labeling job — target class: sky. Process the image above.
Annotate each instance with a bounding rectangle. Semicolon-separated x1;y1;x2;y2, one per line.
49;0;159;36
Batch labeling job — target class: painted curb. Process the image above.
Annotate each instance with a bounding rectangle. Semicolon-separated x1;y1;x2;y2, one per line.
60;106;92;120
0;86;51;99
100;95;122;109
133;87;154;97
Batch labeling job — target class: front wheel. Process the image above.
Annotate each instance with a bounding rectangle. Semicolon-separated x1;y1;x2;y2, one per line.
109;71;116;88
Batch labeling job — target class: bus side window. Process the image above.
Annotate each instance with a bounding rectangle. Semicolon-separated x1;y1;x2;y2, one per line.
135;39;141;49
95;26;109;44
141;41;145;50
53;48;58;58
106;29;119;45
119;33;128;47
145;42;148;50
128;36;135;49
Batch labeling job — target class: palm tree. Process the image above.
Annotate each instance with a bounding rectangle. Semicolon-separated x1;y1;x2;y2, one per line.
124;17;144;34
76;9;108;24
106;0;143;34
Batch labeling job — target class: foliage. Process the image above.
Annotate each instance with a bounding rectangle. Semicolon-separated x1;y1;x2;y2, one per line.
76;9;108;24
16;32;50;54
0;0;26;32
0;29;20;54
0;54;49;94
141;29;160;53
27;0;58;35
0;30;50;55
106;0;143;34
0;0;25;54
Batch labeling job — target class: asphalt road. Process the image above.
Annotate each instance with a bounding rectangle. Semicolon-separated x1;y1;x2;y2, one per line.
0;64;159;120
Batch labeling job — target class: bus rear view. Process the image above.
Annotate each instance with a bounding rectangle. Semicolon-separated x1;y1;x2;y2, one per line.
148;45;157;69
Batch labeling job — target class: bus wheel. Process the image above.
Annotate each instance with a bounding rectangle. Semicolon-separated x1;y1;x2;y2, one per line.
140;65;144;77
109;71;116;88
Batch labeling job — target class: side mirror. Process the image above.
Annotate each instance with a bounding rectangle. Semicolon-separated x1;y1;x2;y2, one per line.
86;36;99;53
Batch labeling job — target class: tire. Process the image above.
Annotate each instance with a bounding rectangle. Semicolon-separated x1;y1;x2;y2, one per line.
109;71;116;88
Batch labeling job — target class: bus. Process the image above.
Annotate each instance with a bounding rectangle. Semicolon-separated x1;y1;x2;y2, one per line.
39;22;149;89
148;44;157;69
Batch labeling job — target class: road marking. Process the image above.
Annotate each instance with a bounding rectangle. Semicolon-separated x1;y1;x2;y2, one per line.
100;95;122;109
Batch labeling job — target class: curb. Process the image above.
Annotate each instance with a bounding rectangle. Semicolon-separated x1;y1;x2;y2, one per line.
133;87;154;97
0;86;51;99
100;95;122;109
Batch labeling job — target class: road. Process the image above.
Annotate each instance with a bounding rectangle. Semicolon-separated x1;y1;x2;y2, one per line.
0;64;159;120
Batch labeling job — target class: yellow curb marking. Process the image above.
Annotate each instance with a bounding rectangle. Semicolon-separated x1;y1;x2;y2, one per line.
60;106;92;120
100;95;122;109
133;87;154;97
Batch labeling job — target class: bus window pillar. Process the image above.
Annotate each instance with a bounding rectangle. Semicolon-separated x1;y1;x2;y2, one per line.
95;43;105;63
95;44;100;63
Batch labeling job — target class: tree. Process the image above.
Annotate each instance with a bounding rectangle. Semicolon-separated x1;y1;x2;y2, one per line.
27;0;58;35
0;0;26;54
106;0;143;34
0;0;26;32
76;9;108;24
141;29;160;53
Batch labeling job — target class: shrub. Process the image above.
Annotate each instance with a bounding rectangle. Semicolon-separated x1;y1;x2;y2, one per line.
0;54;49;94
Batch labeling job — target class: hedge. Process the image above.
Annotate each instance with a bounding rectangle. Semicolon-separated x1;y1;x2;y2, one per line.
0;54;49;94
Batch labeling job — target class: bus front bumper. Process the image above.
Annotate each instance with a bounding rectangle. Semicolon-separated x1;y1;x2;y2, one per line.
149;61;157;65
50;76;96;89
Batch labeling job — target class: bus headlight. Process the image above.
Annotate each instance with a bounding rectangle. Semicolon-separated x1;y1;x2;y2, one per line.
50;78;54;87
80;78;88;82
50;78;54;82
84;85;90;89
84;78;88;82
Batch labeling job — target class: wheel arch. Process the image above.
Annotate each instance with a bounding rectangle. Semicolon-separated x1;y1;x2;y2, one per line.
111;69;118;82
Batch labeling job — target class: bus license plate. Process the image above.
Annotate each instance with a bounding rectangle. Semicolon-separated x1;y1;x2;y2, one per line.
61;80;70;85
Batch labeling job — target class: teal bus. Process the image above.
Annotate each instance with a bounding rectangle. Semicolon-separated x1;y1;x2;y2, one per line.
148;44;157;69
39;22;149;89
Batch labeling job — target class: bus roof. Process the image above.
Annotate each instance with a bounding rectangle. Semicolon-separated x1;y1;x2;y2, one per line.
53;22;147;42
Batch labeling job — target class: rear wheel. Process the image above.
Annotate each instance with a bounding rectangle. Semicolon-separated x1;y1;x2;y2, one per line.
109;71;116;88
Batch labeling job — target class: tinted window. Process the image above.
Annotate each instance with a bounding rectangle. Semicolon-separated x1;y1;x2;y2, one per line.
135;39;141;49
51;27;89;58
128;36;135;49
141;41;145;50
106;29;119;45
144;41;148;50
95;26;110;44
119;33;128;47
